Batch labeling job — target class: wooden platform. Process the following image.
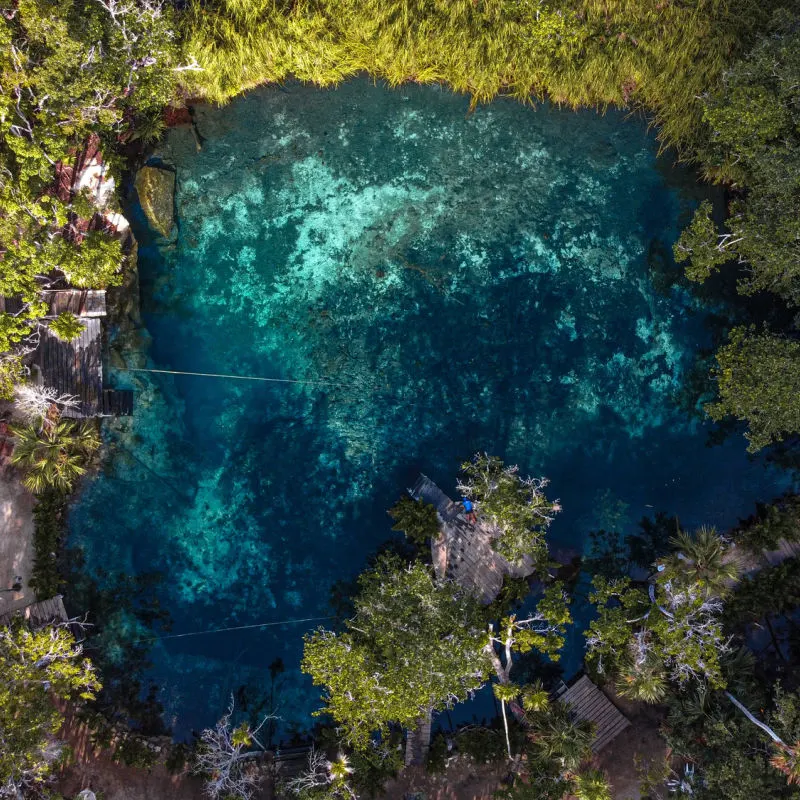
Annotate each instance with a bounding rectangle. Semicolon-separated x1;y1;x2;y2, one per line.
42;289;106;317
411;474;535;605
762;538;800;568
36;318;103;417
556;675;630;753
404;711;433;767
101;389;134;417
0;595;68;629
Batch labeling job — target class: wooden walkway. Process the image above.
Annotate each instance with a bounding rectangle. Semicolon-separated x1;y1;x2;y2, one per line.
30;288;133;418
556;675;630;753
761;538;800;568
37;318;103;417
0;595;68;629
410;474;535;605
404;711;433;767
42;289;106;317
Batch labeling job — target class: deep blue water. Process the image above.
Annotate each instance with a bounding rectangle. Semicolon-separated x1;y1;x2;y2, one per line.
70;79;790;739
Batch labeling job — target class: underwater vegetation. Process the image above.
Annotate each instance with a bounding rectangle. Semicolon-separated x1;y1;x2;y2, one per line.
69;79;790;738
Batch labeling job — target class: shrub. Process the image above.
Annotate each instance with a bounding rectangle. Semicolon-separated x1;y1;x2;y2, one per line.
30;489;68;599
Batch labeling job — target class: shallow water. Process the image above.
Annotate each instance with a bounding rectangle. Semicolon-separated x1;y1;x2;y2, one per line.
70;79;789;739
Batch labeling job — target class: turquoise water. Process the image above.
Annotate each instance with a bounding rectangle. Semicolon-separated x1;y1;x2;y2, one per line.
70;79;789;739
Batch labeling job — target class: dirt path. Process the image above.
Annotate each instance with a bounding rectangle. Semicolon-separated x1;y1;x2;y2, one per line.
0;461;35;616
57;705;208;800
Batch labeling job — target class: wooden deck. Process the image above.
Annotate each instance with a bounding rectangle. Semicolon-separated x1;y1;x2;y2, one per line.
762;538;800;568
36;318;103;417
404;711;433;767
42;289;106;317
0;595;68;629
411;474;535;605
557;675;630;753
100;388;134;417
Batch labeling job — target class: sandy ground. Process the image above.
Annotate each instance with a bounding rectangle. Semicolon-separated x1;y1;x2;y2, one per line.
597;690;670;800
0;460;35;616
57;705;212;800
382;760;508;800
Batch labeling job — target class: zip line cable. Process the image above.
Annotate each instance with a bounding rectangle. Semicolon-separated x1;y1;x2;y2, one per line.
132;615;335;644
115;365;441;410
119;367;352;389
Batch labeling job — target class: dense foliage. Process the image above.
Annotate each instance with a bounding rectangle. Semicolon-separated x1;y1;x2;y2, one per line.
706;327;800;452
734;495;800;552
29;488;68;598
387;495;440;547
181;0;766;154
302;555;489;749
0;0;180;395
677;12;800;302
0;619;100;798
586;527;737;702
458;453;560;567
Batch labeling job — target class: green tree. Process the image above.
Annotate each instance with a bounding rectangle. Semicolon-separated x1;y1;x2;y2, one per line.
302;555;489;749
11;418;101;493
572;769;613;800
49;311;85;342
0;618;100;797
387;495;440;547
586;531;733;699
673;200;734;283
706;327;800;452
682;12;800;304
726;689;800;787
457;453;560;567
0;0;180;394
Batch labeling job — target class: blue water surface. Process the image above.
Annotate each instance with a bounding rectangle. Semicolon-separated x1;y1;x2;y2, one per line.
69;78;790;739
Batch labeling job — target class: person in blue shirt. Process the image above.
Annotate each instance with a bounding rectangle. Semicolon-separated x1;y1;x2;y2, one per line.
461;497;477;524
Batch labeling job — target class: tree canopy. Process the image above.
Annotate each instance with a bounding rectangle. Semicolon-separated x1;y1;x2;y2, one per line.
0;619;100;797
679;11;800;304
0;0;180;396
302;555;489;749
458;453;560;568
586;527;738;701
706;327;800;452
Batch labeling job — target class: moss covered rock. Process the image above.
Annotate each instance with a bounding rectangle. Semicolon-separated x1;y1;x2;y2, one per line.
134;166;175;239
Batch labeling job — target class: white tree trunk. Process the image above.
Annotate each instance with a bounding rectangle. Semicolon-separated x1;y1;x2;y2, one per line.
500;699;512;760
725;691;785;745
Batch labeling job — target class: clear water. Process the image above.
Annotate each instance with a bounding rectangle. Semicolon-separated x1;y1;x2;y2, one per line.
70;79;789;739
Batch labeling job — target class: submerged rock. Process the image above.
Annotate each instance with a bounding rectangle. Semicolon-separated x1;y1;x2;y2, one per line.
134;165;176;239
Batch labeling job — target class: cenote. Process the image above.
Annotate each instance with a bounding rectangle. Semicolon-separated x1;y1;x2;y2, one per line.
69;78;789;740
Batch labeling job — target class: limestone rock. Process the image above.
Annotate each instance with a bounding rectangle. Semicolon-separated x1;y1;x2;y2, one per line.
134;165;176;239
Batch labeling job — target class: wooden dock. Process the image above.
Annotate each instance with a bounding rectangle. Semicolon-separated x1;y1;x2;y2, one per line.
410;474;535;605
0;595;69;629
28;288;133;418
42;289;107;317
37;317;103;417
556;674;630;753
404;711;433;767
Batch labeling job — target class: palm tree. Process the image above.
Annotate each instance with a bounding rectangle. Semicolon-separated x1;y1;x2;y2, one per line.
11;419;101;494
573;768;613;800
536;704;594;774
615;655;668;704
663;526;742;596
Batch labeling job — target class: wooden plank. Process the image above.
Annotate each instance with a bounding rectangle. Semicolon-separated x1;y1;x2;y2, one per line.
0;595;69;629
404;710;433;767
559;675;629;754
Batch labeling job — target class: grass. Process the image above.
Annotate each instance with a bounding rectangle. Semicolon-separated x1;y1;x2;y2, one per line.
179;0;774;154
